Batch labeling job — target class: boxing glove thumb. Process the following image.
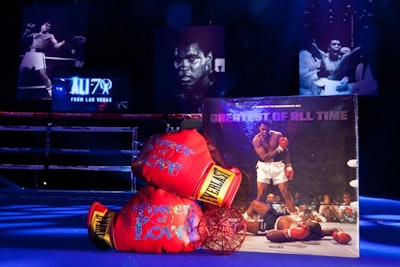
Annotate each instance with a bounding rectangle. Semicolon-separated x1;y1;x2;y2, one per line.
284;224;310;239
276;137;289;153
333;230;352;244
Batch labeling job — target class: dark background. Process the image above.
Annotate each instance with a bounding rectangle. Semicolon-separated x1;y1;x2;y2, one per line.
1;0;399;200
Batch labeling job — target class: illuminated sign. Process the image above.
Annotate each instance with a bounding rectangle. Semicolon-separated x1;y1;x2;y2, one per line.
55;77;113;104
70;77;112;95
51;67;131;113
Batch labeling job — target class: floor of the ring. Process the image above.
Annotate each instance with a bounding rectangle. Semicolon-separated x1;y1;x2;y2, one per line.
1;189;399;267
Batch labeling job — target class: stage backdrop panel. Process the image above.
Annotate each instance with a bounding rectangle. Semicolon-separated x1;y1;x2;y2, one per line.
153;25;226;114
17;3;88;101
203;95;359;257
299;0;377;96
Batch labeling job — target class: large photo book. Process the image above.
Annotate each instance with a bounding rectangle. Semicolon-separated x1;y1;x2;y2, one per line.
202;95;359;257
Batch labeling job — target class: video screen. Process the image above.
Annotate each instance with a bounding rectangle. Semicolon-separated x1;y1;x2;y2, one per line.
17;4;88;101
299;0;378;96
51;67;131;113
153;25;225;114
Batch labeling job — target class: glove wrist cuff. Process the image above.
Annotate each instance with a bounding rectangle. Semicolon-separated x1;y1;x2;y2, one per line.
196;164;242;207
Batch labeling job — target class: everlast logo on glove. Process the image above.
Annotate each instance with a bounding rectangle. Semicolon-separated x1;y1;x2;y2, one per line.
198;165;236;206
131;129;242;207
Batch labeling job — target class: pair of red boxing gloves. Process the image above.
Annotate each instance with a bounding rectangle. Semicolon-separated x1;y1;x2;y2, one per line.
87;128;243;253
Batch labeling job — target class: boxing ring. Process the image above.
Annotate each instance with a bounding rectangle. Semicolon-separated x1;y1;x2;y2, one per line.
0;111;202;191
0;111;399;266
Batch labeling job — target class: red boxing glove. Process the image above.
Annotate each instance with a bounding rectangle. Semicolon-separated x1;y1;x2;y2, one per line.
276;137;289;153
285;165;294;180
284;224;310;240
131;129;242;207
87;185;203;253
333;230;352;244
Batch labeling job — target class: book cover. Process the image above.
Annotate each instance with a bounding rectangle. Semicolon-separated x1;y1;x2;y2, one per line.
203;95;359;257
